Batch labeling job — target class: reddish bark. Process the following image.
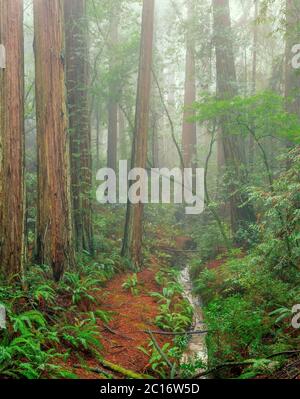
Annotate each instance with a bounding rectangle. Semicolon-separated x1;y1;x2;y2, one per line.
122;0;155;268
34;0;75;281
0;0;25;279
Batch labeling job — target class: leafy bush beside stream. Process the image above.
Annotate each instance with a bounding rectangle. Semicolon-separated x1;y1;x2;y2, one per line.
191;150;300;378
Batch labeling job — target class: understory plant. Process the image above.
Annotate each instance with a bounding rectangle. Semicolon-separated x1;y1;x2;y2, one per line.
122;273;139;296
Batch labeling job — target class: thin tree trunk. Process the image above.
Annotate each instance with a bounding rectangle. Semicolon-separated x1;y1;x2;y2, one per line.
249;0;258;167
151;117;159;168
182;0;197;169
119;106;128;161
34;0;75;281
64;0;94;254
107;12;119;171
0;0;25;280
96;106;101;170
285;0;300;118
122;0;155;268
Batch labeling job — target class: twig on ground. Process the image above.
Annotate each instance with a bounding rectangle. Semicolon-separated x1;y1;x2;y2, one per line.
142;329;208;336
103;324;134;341
73;364;114;379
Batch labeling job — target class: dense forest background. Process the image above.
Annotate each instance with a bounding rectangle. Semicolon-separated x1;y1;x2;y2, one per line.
0;0;300;380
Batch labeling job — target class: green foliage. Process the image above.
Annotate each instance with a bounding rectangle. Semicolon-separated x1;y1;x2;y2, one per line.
247;150;300;276
192;151;300;377
194;92;300;144
193;268;218;303
32;284;56;304
151;282;183;302
179;356;206;379
60;272;101;305
10;310;47;335
122;273;139;296
152;269;193;333
0;334;73;379
139;341;174;379
155;268;181;287
59;314;103;351
0;247;115;379
187;215;231;280
0;308;73;379
238;358;281;379
155;299;193;333
205;296;269;361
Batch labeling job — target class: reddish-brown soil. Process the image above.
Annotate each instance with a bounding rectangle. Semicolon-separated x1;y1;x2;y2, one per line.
63;258;173;379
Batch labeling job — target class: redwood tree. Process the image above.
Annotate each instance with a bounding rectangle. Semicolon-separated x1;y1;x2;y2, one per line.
182;0;197;169
64;0;94;254
122;0;155;268
0;0;25;279
212;0;255;240
33;0;74;281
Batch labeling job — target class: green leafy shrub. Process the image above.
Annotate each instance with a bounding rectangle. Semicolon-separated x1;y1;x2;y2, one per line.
59;314;102;351
60;272;101;305
122;273;139;296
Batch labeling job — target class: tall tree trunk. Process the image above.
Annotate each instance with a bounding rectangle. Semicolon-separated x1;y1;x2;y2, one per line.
213;0;237;172
107;13;119;171
64;0;94;254
151;117;159;168
182;0;197;169
119;106;128;161
121;0;155;268
285;0;300;118
0;0;25;280
34;0;74;281
96;106;101;170
249;0;258;167
213;0;255;241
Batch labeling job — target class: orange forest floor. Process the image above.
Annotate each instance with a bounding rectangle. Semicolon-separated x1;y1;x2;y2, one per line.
62;258;172;379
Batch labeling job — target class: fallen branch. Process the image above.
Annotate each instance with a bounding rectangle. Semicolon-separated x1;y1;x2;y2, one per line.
142;329;208;336
266;350;300;359
148;330;175;373
193;349;300;379
73;364;114;379
97;357;153;380
193;360;257;378
103;324;134;341
156;246;201;253
91;349;153;379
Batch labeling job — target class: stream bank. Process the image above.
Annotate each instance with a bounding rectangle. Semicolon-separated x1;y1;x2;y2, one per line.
179;266;208;375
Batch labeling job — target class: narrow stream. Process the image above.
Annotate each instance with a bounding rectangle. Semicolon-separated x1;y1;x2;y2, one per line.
179;266;208;373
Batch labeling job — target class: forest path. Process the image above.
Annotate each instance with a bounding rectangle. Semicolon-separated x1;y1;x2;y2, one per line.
65;257;174;379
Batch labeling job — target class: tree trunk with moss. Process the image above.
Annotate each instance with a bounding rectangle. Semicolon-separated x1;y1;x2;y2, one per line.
34;0;74;281
64;0;94;254
213;0;255;241
0;0;25;280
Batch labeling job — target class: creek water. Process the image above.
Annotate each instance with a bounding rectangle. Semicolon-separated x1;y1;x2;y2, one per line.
179;266;208;373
